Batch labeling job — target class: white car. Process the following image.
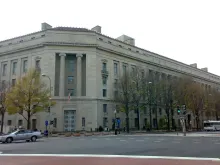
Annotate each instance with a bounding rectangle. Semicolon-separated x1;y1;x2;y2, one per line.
0;129;42;143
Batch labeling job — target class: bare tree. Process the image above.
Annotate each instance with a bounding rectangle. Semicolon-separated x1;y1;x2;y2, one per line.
114;73;134;133
0;81;10;133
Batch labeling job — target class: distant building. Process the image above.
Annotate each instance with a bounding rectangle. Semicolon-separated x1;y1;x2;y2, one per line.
0;23;219;132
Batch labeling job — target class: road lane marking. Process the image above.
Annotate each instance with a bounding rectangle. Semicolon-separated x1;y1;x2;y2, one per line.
105;138;110;140
129;138;134;140
92;138;98;140
154;141;161;143
172;141;180;143
116;138;120;140
193;142;200;144
0;154;219;162
214;143;220;145
136;140;144;142
120;140;127;142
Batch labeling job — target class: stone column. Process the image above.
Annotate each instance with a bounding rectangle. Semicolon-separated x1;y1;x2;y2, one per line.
76;54;83;96
59;53;66;97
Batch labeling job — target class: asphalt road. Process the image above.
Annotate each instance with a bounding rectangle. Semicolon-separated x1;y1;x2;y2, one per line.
1;135;220;158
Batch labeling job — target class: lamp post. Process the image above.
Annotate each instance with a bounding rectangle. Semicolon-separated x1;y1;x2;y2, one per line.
114;109;117;135
42;74;52;136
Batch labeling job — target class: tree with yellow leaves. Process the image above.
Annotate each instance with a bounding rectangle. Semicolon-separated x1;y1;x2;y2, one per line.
5;69;55;129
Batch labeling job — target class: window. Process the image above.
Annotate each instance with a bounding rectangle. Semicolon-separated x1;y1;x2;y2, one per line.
141;71;144;78
102;63;107;71
82;117;85;127
123;64;127;74
2;64;7;76
53;118;57;128
67;76;74;84
103;117;108;127
103;89;107;97
35;60;40;68
103;104;107;113
2;80;6;87
144;118;147;126
23;60;28;73
12;79;16;86
114;91;118;98
102;77;107;86
144;107;147;114
159;108;162;115
18;120;23;126
7;120;12;126
67;89;74;96
12;62;17;75
114;79;118;88
131;67;135;76
116;105;120;113
69;60;74;72
135;118;138;128
114;63;118;75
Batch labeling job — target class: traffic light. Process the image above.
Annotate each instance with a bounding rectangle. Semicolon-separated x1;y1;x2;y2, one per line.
182;105;186;115
177;105;181;115
50;120;54;125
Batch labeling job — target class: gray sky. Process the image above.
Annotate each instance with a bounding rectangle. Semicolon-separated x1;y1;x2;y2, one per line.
0;0;219;75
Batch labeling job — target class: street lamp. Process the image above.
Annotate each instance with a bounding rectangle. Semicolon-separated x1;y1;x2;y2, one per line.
114;109;117;135
42;74;52;135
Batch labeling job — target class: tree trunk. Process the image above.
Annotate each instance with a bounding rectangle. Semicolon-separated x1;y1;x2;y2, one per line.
166;106;170;131
27;111;31;130
149;106;152;130
0;112;4;133
155;105;158;130
126;103;130;133
136;107;140;130
215;111;219;121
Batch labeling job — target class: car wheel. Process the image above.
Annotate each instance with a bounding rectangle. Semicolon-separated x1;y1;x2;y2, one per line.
26;140;30;142
6;137;13;143
31;136;37;142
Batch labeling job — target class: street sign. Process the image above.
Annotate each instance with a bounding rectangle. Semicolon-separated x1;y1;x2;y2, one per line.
45;120;48;126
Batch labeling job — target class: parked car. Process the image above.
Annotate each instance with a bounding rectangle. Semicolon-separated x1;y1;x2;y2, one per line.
0;129;42;143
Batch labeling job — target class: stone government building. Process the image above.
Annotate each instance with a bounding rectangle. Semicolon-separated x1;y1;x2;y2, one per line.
0;22;219;132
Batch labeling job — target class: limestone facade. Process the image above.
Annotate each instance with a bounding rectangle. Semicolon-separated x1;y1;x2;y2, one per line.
0;23;219;132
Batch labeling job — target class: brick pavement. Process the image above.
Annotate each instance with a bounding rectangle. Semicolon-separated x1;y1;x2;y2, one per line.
0;156;220;165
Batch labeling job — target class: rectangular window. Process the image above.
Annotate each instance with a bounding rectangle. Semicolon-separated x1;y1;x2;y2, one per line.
114;63;118;75
116;105;120;113
141;71;144;78
2;64;7;76
67;76;74;84
53;118;57;128
159;108;162;115
102;77;107;86
2;80;6;87
7;120;12;126
103;117;108;127
35;60;40;68
135;118;138;128
102;63;107;71
144;118;147;126
131;67;135;76
114;91;118;98
23;60;28;73
12;79;16;86
123;64;127;74
68;89;74;96
18;120;23;126
144;107;147;114
103;89;107;97
103;104;107;113
12;62;17;75
69;60;74;72
82;117;85;127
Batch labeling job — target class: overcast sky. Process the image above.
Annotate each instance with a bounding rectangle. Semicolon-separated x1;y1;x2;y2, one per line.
0;0;219;75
